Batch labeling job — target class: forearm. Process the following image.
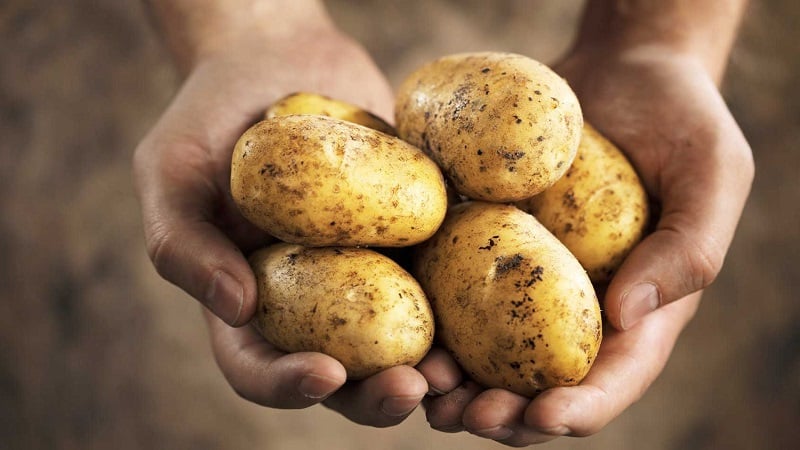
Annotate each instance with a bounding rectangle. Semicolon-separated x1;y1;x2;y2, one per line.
142;0;334;74
573;0;748;81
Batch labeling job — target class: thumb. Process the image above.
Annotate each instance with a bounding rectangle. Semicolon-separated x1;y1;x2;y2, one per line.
134;139;259;327
603;118;753;330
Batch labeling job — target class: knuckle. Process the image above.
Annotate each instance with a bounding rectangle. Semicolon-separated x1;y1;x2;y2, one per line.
230;383;253;403
685;234;725;292
661;226;726;294
145;222;179;280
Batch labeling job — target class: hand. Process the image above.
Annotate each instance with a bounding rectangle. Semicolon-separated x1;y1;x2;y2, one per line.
420;45;753;446
133;25;428;426
557;45;754;331
421;294;699;446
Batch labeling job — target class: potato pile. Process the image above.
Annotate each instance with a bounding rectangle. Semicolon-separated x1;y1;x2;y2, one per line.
229;52;649;394
231;94;443;380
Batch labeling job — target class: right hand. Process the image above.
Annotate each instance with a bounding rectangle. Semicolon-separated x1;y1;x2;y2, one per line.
133;23;429;426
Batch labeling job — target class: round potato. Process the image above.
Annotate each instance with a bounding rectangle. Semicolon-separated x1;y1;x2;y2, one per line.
265;92;397;136
231;115;448;247
395;52;583;202
517;123;650;282
250;243;434;380
413;202;601;396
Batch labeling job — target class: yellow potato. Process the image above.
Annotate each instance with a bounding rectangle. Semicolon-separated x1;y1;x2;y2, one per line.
250;243;434;380
265;92;396;136
517;124;649;282
230;115;448;247
413;202;601;396
395;52;583;202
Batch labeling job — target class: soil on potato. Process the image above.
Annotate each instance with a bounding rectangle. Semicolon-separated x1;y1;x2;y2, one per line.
1;1;798;449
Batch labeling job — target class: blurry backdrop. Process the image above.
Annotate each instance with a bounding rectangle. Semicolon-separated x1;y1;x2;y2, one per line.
1;1;798;449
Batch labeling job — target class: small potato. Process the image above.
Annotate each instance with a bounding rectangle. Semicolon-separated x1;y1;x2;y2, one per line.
395;52;583;202
413;202;601;396
517;123;650;282
231;115;448;247
250;243;435;380
265;92;397;136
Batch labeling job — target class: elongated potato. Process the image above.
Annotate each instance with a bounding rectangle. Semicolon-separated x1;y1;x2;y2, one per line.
265;92;396;136
250;243;434;380
231;115;447;247
517;124;649;282
395;52;582;202
413;202;601;396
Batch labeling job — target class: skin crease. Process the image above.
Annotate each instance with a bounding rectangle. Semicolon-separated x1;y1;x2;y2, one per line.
135;1;431;428
421;2;754;445
135;0;753;446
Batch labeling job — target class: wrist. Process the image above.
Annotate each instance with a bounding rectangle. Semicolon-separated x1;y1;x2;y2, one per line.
146;0;336;75
570;0;747;83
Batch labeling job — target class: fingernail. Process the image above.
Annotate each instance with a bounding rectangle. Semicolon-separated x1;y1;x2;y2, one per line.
433;423;465;433
205;271;244;326
538;425;571;436
381;395;422;417
426;385;447;396
298;374;340;399
472;425;513;440
620;282;661;330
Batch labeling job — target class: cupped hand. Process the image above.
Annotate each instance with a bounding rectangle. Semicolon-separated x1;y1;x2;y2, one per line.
422;294;700;446
133;27;428;426
557;45;753;331
420;45;753;446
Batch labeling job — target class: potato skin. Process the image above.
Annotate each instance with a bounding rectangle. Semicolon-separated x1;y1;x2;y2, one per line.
265;92;397;136
413;202;601;396
395;52;583;202
230;115;447;247
250;244;434;380
517;124;650;282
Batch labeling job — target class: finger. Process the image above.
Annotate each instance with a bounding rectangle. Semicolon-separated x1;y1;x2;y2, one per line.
206;311;347;408
525;293;700;436
459;389;558;446
415;346;463;396
423;381;483;433
605;108;753;330
322;365;429;428
133;138;258;326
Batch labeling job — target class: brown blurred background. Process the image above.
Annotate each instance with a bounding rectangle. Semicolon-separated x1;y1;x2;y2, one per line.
1;1;797;449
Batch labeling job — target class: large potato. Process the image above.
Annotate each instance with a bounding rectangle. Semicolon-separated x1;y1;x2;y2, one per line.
250;243;434;380
517;123;649;282
265;92;396;136
395;52;583;202
231;115;447;247
413;202;601;396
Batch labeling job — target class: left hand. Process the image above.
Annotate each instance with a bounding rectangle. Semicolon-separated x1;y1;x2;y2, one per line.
420;44;753;446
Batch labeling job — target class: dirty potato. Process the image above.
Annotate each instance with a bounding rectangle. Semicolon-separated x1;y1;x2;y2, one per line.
250;243;434;380
395;52;583;202
230;115;448;247
265;92;396;136
517;123;649;282
413;202;601;396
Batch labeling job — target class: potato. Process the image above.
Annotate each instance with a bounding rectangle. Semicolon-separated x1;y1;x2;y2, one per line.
516;123;649;282
230;115;448;247
265;92;396;136
250;243;434;380
413;201;601;396
395;52;583;202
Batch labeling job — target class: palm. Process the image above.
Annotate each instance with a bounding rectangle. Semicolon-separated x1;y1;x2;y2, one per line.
554;50;751;329
420;49;752;446
133;30;436;428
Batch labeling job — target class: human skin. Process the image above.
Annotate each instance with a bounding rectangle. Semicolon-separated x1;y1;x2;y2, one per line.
135;0;430;426
420;0;754;446
133;0;754;444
